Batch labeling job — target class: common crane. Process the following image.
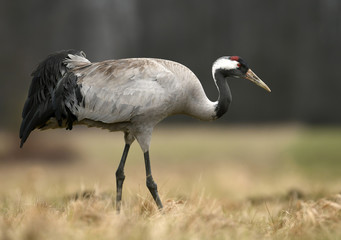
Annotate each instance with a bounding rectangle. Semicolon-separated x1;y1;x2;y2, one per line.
19;50;271;212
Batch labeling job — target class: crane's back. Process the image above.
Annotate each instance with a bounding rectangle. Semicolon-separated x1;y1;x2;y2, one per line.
70;57;207;125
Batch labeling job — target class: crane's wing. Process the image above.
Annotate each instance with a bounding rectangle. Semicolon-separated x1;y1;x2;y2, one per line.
71;59;177;124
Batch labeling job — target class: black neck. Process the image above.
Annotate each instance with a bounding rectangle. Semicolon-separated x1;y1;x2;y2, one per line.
214;71;232;119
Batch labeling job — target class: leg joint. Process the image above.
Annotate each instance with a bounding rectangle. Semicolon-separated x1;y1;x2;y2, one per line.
146;176;158;190
115;170;125;181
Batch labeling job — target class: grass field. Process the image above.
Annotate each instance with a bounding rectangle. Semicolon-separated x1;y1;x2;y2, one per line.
1;124;341;240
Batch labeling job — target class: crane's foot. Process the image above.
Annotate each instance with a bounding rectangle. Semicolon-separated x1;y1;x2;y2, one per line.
116;200;122;213
115;172;125;213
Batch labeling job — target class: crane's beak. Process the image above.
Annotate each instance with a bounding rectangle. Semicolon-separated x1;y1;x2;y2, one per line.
244;69;271;92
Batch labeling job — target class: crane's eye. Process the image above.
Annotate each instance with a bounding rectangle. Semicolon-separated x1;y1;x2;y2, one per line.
237;63;241;68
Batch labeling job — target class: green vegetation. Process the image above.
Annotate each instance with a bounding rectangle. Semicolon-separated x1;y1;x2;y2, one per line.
289;127;341;178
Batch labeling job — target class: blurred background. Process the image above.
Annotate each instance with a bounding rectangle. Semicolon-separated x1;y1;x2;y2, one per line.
1;0;341;129
0;0;341;207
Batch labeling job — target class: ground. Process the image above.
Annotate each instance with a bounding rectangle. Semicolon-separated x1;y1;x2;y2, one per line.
0;124;341;240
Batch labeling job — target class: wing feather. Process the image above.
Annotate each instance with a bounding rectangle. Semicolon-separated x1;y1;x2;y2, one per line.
71;59;176;124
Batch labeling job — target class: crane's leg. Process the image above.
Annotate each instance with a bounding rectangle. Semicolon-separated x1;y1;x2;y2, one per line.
144;151;163;209
115;143;130;213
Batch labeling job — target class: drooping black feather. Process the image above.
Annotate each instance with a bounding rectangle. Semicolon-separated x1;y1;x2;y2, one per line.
53;72;83;130
19;49;85;148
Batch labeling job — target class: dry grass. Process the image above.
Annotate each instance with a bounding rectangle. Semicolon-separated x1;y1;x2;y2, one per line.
1;124;341;240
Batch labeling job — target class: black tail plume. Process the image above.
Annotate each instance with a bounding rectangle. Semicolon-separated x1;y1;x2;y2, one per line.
19;49;85;147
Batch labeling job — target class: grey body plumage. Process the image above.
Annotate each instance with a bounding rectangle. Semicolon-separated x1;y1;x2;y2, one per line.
19;50;270;211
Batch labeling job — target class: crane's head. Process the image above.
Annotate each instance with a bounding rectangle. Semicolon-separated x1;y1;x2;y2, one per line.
212;56;271;92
